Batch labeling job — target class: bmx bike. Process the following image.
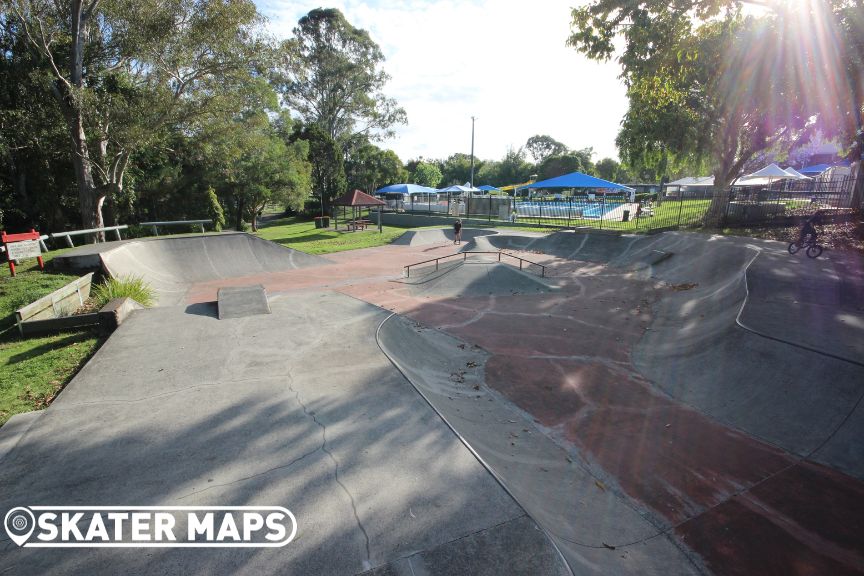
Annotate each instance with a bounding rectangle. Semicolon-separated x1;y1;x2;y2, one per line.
788;235;823;258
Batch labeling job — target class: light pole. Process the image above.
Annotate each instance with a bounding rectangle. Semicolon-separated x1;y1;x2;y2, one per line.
470;116;476;188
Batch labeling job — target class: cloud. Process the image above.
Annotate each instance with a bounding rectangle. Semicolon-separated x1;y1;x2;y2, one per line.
259;1;628;163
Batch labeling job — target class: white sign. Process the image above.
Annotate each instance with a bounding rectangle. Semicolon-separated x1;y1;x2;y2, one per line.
6;240;41;260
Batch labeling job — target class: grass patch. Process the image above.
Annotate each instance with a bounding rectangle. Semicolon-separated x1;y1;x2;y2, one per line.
256;216;407;254
92;275;156;308
0;257;105;426
0;330;103;426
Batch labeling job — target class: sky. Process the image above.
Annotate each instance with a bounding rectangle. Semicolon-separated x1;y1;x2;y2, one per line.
256;1;629;164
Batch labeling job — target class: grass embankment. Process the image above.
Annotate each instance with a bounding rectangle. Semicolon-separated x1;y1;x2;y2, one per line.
0;256;103;426
256;216;407;254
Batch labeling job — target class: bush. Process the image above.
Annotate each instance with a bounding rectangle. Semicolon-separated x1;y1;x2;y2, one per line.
92;276;156;308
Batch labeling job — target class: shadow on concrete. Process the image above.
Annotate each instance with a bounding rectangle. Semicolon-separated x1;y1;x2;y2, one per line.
184;302;218;318
0;293;566;576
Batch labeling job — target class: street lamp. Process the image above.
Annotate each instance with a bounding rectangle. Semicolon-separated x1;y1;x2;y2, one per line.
470;116;476;188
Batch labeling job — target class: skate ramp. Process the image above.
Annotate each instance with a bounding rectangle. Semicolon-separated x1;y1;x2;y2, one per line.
631;236;864;478
392;227;499;246
99;233;330;306
377;314;702;575
402;261;552;298
466;230;680;272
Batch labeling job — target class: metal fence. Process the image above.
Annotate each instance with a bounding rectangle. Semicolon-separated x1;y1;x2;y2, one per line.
387;174;858;232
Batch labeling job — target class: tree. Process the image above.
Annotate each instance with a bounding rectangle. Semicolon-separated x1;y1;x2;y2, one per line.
525;135;567;163
537;148;595;181
345;143;406;194
595;158;620;182
568;0;862;224
496;147;534;186
439;153;482;186
292;123;346;216
277;8;407;144
8;0;267;233
411;162;442;188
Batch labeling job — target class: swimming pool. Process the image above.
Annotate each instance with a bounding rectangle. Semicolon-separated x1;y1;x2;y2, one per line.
515;200;624;220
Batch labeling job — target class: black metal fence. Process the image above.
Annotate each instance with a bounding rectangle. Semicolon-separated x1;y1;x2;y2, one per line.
385;174;858;232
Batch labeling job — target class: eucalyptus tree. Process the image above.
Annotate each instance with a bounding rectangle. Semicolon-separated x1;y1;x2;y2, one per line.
525;135;568;163
277;8;406;146
7;0;267;231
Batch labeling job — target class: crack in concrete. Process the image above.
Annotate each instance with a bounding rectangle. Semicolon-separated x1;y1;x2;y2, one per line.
285;369;372;568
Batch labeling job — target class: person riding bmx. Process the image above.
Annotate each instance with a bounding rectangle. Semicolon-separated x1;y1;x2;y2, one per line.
797;212;823;246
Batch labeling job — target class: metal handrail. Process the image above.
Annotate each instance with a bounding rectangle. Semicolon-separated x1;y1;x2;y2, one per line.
404;251;546;278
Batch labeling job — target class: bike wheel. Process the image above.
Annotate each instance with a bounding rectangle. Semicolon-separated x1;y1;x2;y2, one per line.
788;242;801;254
806;244;823;258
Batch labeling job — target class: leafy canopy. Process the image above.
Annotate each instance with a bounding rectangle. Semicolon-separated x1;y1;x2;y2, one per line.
277;8;407;143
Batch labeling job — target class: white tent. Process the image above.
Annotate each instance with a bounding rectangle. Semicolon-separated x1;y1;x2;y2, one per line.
666;176;715;187
734;163;799;186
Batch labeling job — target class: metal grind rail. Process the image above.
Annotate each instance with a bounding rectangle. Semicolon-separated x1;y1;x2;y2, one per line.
403;251;546;278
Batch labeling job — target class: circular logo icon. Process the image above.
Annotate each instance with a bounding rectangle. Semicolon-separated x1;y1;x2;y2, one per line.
4;507;35;546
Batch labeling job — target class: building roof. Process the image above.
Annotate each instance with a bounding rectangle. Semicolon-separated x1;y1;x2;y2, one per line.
332;190;386;207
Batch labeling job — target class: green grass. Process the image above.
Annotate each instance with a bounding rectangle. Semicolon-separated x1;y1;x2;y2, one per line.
0;331;102;426
256;216;408;254
0;256;103;426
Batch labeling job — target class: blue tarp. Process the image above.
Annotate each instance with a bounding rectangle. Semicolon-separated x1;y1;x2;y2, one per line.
523;171;629;190
800;164;830;175
477;185;500;191
800;161;851;175
376;183;438;194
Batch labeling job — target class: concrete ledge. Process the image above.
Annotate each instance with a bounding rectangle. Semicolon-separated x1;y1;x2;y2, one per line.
17;297;143;337
98;297;144;333
18;313;101;338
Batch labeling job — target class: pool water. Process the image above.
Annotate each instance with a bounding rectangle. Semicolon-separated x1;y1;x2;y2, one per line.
515;200;624;219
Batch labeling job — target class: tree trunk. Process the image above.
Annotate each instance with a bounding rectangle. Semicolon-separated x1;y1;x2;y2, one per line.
68;110;104;236
235;196;245;231
850;157;864;211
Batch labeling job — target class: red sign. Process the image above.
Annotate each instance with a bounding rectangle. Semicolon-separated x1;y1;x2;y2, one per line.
2;229;44;277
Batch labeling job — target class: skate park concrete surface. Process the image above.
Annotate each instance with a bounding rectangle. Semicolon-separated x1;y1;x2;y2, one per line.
3;227;864;575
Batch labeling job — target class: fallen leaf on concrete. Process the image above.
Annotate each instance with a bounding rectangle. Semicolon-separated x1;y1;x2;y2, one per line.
595;480;606;491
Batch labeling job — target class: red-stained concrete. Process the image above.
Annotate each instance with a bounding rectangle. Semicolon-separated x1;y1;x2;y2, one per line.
677;461;864;575
179;240;864;575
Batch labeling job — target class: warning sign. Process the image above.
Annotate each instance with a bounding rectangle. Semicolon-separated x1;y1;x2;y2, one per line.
7;239;41;260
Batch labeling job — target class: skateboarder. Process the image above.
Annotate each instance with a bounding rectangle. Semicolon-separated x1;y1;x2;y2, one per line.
453;219;462;244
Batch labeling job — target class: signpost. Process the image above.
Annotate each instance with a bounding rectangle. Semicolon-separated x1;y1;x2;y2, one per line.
2;229;44;277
